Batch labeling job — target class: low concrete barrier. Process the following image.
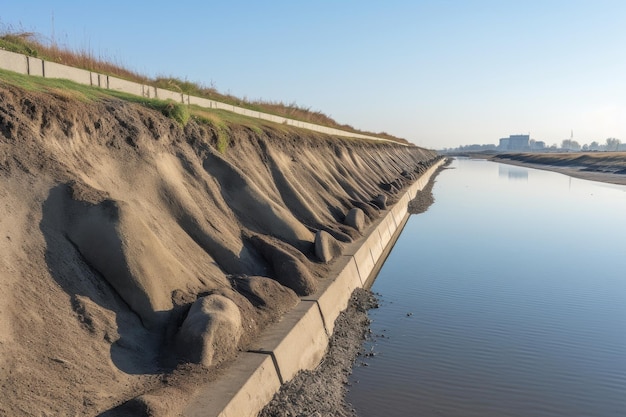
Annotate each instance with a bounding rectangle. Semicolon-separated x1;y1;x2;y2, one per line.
0;49;27;74
108;75;145;96
44;61;92;84
0;49;407;145
182;159;445;417
368;230;385;263
0;50;45;78
249;300;329;384
376;214;395;247
348;241;377;284
302;255;363;335
184;352;281;417
156;87;183;102
27;56;44;77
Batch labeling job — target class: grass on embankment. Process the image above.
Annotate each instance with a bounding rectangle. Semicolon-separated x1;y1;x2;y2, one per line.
0;68;390;155
0;31;408;144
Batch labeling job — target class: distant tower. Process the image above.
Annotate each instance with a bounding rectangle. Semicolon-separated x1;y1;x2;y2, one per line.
571;129;573;140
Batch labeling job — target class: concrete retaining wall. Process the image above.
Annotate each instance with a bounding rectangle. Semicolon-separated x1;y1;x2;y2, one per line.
0;49;27;74
0;49;405;145
185;353;282;417
44;61;92;84
183;159;445;417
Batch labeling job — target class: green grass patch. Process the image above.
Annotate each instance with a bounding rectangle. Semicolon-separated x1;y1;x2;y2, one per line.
160;100;190;126
0;68;105;101
193;112;231;153
250;125;263;136
0;30;409;144
0;69;191;125
1;67;397;147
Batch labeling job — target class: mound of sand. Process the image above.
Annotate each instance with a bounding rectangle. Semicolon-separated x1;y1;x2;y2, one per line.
0;80;438;416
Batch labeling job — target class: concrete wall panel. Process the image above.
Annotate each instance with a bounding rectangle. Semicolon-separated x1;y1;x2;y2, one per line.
303;256;362;335
27;57;44;77
155;87;182;102
375;215;394;249
371;220;387;253
189;95;215;108
351;242;376;283
251;301;328;383
390;201;407;227
365;230;384;262
0;50;27;74
44;61;91;84
184;352;280;417
143;85;157;98
259;113;285;124
91;73;109;89
108;76;144;96
406;181;419;200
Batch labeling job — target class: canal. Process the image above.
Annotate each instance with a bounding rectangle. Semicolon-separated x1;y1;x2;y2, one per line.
347;158;626;417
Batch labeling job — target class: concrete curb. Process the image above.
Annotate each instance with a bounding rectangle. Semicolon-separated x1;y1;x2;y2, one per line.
183;160;445;417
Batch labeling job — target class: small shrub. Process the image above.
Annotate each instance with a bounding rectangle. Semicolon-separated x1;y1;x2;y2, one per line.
216;130;230;154
161;100;190;126
194;114;230;154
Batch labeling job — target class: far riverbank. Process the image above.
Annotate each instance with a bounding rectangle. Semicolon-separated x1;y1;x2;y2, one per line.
481;152;626;186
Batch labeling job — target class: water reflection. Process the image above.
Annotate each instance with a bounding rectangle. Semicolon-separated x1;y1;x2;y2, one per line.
347;158;626;417
499;164;528;181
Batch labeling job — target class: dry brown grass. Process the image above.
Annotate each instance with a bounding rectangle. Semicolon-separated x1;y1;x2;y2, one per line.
0;31;148;83
0;30;408;144
495;152;626;169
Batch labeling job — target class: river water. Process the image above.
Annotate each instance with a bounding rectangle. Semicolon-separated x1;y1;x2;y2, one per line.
347;158;626;417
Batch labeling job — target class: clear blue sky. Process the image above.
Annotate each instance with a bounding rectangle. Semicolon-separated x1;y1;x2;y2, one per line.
2;0;625;149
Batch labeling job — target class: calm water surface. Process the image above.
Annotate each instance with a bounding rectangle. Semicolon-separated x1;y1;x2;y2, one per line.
347;158;626;417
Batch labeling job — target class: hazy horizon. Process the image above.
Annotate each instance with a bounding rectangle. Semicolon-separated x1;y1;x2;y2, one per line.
2;1;625;149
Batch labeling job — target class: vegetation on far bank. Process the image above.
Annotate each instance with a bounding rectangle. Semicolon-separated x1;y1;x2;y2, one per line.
0;30;408;144
493;151;626;171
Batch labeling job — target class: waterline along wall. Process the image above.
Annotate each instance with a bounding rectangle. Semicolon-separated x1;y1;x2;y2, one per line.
0;49;404;145
183;159;445;417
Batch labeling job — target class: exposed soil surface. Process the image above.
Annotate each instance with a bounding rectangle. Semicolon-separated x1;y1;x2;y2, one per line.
0;78;440;416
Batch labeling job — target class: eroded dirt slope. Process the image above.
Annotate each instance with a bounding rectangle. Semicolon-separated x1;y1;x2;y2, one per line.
0;81;437;416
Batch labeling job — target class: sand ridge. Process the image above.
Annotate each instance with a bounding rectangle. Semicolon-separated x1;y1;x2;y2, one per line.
0;81;438;416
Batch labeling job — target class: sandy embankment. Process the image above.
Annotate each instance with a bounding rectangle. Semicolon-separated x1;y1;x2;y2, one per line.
0;79;440;416
490;152;626;186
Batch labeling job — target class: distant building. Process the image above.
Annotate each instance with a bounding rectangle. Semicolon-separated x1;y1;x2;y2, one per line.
498;134;530;151
531;140;545;150
509;134;530;151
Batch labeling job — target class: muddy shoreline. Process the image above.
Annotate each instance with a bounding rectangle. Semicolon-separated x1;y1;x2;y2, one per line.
258;288;377;417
